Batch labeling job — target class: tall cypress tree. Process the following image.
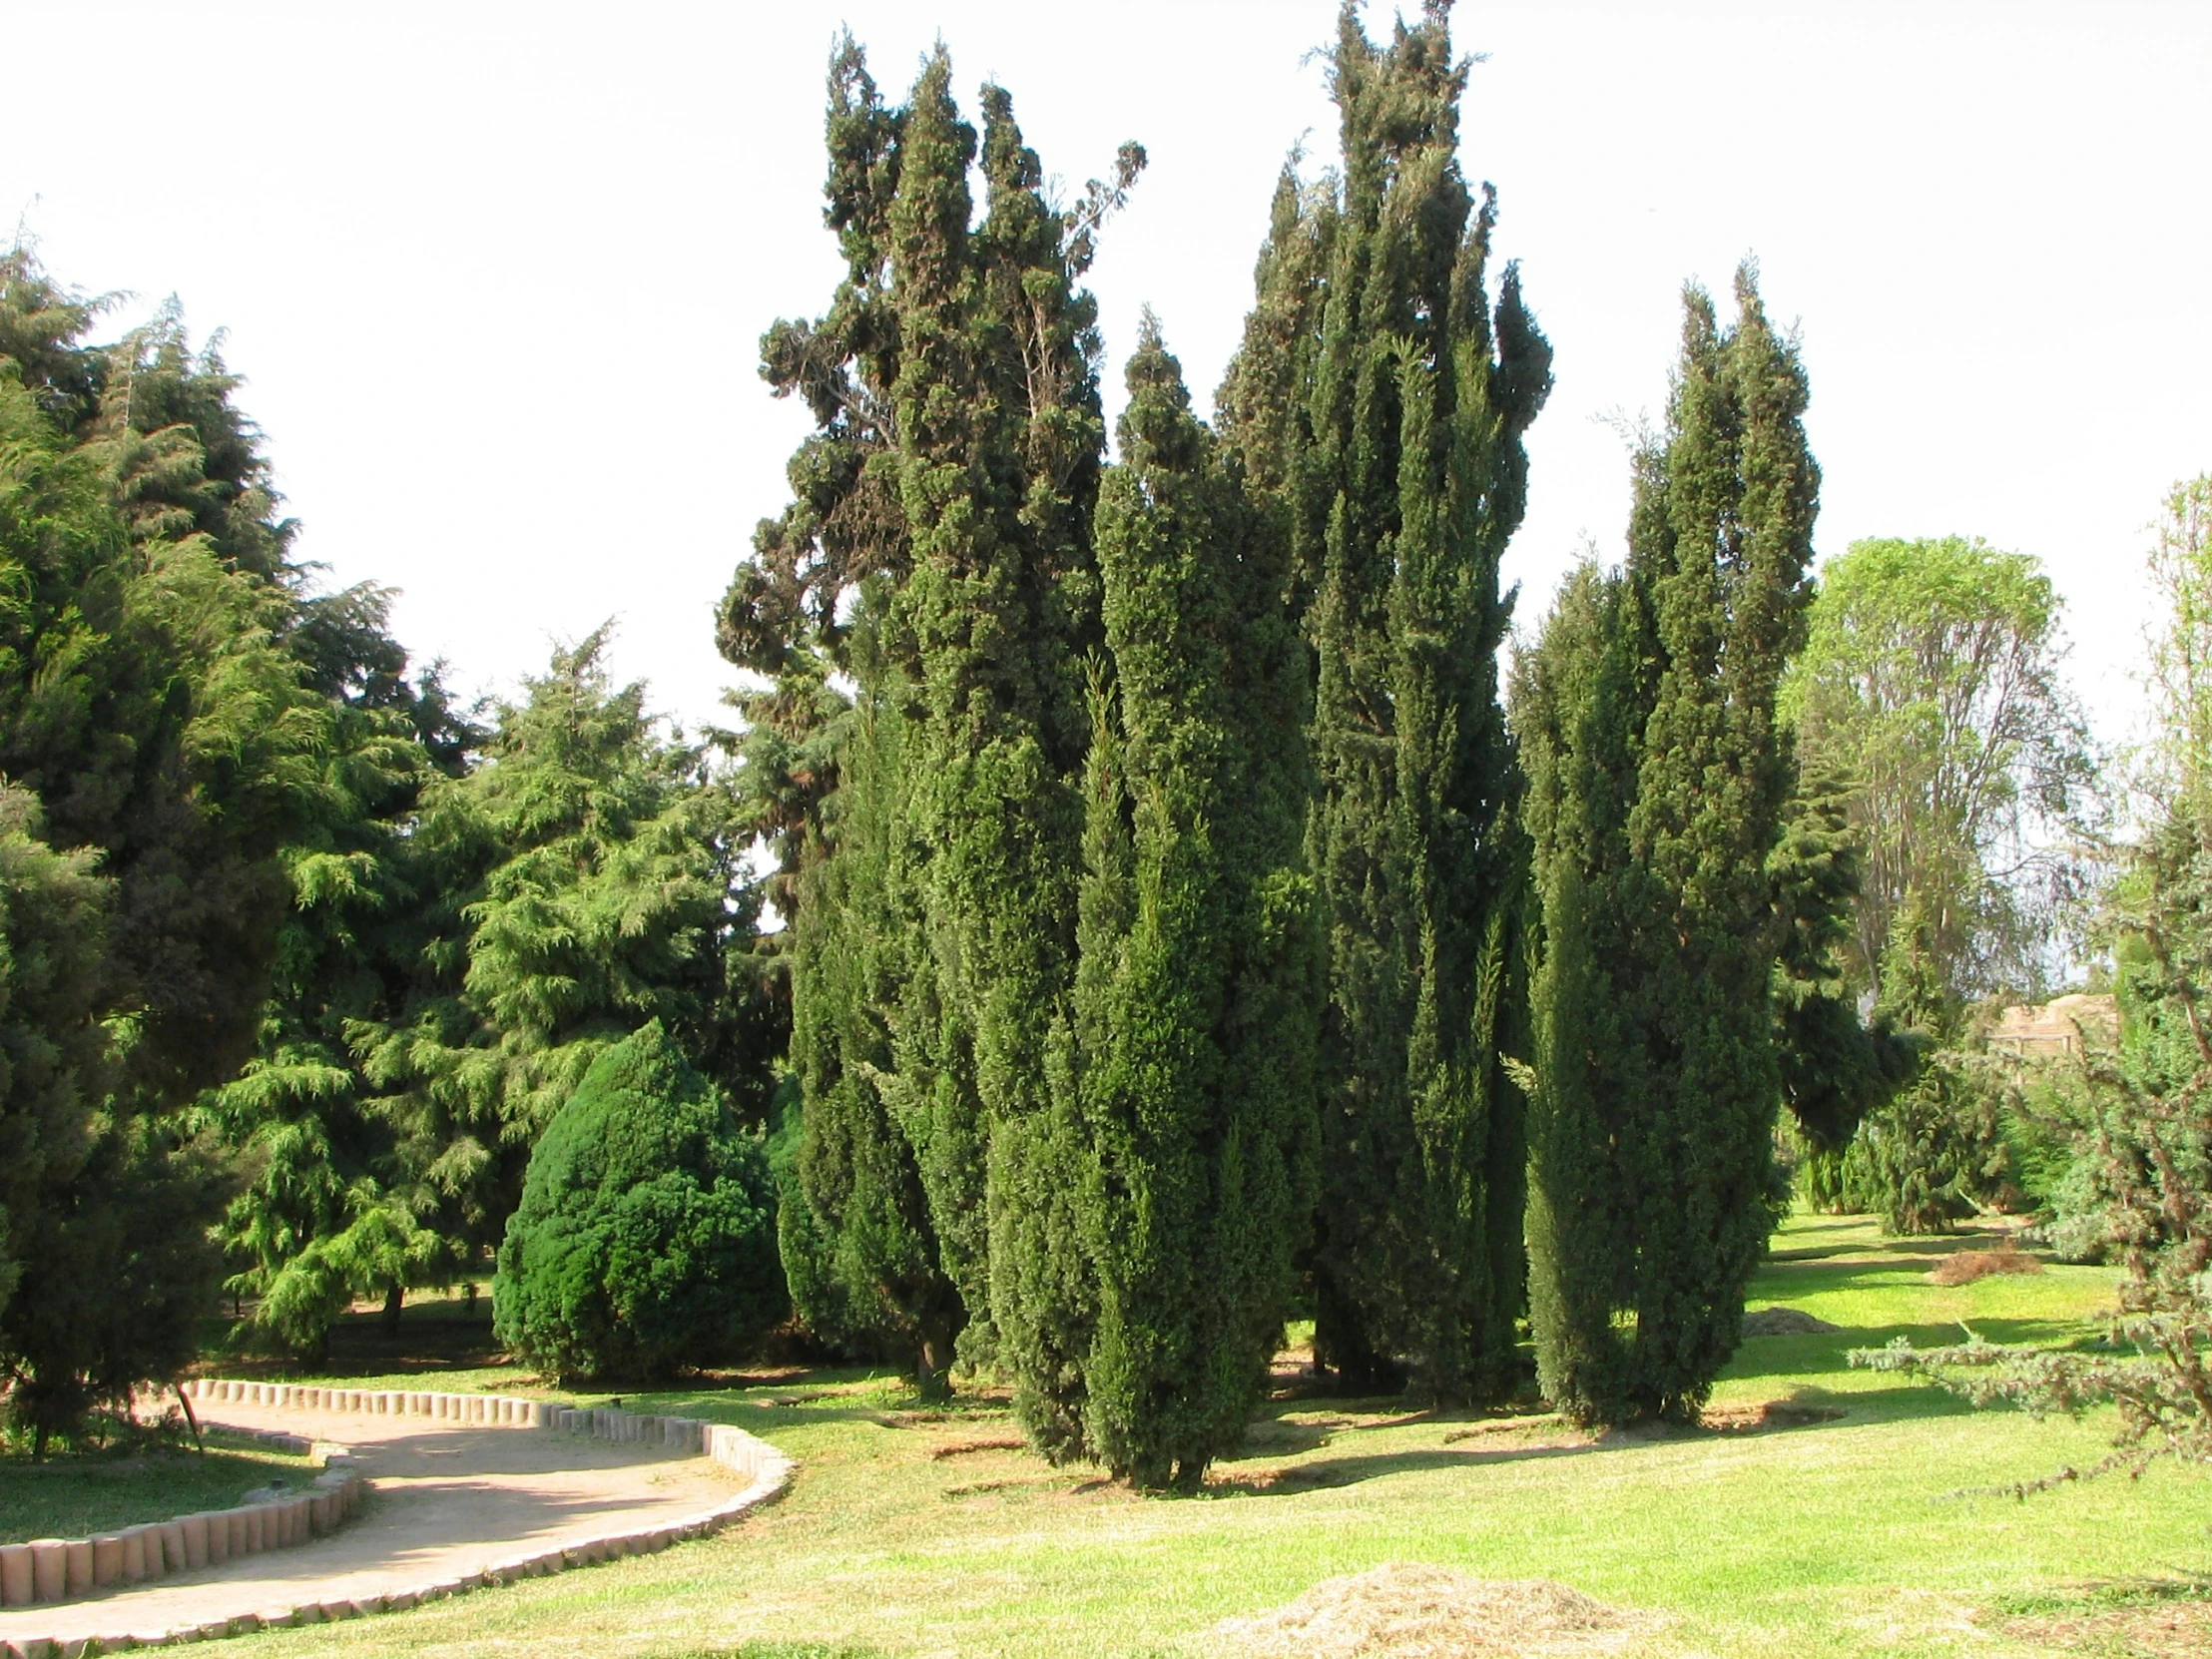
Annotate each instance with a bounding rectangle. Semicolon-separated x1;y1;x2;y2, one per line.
888;53;1115;1449
1218;0;1550;1397
737;42;961;1389
1076;322;1321;1485
740;42;1139;1412
1516;264;1818;1424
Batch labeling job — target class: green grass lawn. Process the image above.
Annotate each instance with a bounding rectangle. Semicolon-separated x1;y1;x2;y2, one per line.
0;1435;313;1544
209;1215;2207;1657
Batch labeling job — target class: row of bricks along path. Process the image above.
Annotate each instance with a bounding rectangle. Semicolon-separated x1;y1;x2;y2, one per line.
0;1392;751;1651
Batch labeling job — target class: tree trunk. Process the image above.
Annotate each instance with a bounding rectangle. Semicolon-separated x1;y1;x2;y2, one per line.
380;1282;404;1337
915;1312;954;1403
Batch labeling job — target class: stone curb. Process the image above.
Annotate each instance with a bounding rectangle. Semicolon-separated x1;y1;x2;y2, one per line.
0;1382;792;1657
0;1436;367;1619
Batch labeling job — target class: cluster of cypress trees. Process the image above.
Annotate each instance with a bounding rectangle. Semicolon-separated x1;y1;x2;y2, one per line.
742;3;1590;1481
0;0;1916;1472
1216;4;1552;1398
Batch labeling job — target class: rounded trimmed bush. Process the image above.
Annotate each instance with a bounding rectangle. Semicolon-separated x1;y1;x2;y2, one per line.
494;1021;784;1380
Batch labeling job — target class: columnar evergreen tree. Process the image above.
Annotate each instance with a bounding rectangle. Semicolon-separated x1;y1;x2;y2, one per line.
1075;323;1321;1485
723;42;959;1383
888;52;1113;1447
1516;265;1819;1425
1217;0;1551;1396
740;41;1139;1415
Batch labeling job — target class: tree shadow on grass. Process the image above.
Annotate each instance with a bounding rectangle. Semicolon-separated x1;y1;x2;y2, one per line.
1722;1315;2102;1389
656;1645;892;1658
1201;1437;1609;1497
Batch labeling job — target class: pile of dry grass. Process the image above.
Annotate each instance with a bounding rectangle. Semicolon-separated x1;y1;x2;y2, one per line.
1739;1306;1842;1338
1211;1562;1649;1658
1930;1246;2043;1286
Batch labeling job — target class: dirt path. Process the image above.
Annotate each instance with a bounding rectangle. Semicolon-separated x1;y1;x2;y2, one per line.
0;1396;747;1647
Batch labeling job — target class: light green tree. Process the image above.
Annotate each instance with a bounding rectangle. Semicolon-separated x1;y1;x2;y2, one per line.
1785;535;2095;1008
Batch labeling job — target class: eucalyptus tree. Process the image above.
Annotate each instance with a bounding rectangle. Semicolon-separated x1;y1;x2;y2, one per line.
1785;535;2095;1010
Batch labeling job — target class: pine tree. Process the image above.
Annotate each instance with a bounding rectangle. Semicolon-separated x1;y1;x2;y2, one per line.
1517;265;1818;1425
208;588;480;1360
1074;322;1321;1485
1218;0;1551;1397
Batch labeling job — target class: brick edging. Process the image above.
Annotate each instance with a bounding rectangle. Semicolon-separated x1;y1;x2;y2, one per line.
0;1381;793;1657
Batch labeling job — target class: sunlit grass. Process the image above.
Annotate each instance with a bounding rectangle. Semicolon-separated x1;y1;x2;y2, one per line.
210;1214;2205;1658
0;1436;312;1544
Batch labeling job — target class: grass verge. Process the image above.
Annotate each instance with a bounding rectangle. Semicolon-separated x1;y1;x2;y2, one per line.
0;1436;313;1544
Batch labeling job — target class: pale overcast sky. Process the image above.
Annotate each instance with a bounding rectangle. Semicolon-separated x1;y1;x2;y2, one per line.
7;2;2208;746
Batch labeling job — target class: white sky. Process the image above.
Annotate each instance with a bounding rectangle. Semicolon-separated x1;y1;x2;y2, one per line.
7;2;2208;748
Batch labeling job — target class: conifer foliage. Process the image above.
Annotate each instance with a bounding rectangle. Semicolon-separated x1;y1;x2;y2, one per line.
1218;0;1552;1397
1077;323;1321;1484
1516;266;1819;1425
749;42;1145;1419
495;1020;783;1382
742;40;1327;1481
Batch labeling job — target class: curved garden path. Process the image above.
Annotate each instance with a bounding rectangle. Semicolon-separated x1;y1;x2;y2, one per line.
0;1393;772;1652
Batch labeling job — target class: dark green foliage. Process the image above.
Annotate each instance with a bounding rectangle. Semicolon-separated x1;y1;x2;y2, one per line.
1217;0;1551;1398
890;50;1112;1450
2;1120;227;1445
495;1022;783;1381
208;622;466;1361
1517;266;1817;1425
729;43;962;1388
744;41;1141;1420
358;629;780;1273
0;252;337;1433
778;623;960;1376
1769;778;1920;1153
0;787;114;1332
1075;323;1322;1485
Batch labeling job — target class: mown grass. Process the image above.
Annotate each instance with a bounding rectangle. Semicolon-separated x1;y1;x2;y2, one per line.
209;1214;2206;1657
0;1435;312;1544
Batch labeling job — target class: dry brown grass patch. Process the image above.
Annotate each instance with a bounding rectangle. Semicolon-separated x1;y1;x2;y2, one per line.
1700;1397;1848;1432
1930;1246;2043;1286
927;1435;1029;1459
1212;1562;1651;1658
1993;1579;2212;1658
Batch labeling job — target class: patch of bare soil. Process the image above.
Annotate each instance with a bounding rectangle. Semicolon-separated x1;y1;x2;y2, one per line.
1213;1562;1652;1658
1994;1581;2212;1657
1931;1245;2044;1286
1700;1398;1848;1432
928;1436;1029;1459
1739;1306;1843;1337
1441;1413;1566;1444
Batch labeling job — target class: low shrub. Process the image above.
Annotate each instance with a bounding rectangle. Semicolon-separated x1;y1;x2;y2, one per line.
494;1022;785;1381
